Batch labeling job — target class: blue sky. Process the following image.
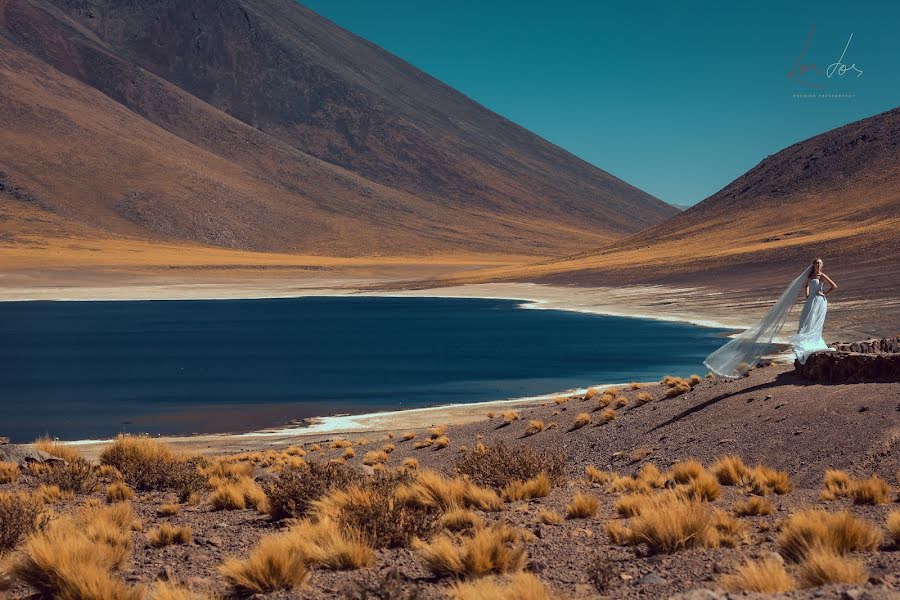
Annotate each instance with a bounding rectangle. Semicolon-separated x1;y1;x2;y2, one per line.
299;1;899;206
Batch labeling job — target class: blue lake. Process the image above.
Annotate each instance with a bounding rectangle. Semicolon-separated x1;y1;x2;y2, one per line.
0;297;726;441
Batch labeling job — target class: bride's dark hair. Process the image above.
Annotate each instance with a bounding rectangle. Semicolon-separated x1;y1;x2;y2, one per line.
809;257;823;277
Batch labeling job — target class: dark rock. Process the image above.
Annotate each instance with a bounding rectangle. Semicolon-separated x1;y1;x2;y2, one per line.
637;572;667;585
797;338;900;382
528;560;546;573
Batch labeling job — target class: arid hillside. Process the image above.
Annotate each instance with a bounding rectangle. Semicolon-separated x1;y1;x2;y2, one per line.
0;0;676;261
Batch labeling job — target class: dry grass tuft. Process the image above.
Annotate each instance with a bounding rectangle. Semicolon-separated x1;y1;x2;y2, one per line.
711;455;752;486
34;484;74;504
151;582;211;600
615;494;647;517
413;439;433;449
449;572;557;600
850;475;891;505
524;420;545;436
798;547;868;586
99;435;206;498
584;387;601;401
501;411;520;426
396;470;501;512
157;503;181;517
219;530;309;595
148;524;192;547
537;509;564;525
776;509;882;562
265;461;364;521
886;510;900;544
712;510;749;547
821;469;852;500
502;474;551;502
732;496;774;517
749;465;792;495
607;475;652;495
432;436;450;449
0;461;20;484
720;556;795;593
634;391;653;406
382;443;396;454
342;447;356;459
605;520;633;545
570;413;591;431
636;463;666;488
415;524;527;578
331;440;352;449
440;508;484;533
106;482;134;504
0;492;44;552
209;477;268;512
402;458;419;470
33;436;81;462
679;471;720;501
670;459;705;484
585;466;614;485
362;450;389;466
566;492;599;519
597;408;616;424
625;492;718;553
402;432;417;441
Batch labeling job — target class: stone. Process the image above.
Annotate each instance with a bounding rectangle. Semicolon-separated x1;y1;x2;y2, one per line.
0;437;9;445
796;338;900;382
669;590;730;600
528;560;546;573
637;572;667;585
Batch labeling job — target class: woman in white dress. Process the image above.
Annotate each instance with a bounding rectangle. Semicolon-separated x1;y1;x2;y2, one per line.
704;258;837;378
789;258;837;364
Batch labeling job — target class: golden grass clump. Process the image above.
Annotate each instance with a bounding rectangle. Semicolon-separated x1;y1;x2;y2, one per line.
501;411;520;425
849;475;891;505
402;458;419;470
885;510;900;544
148;523;192;547
362;450;389;465
797;546;868;586
607;475;652;495
219;530;309;594
449;572;556;600
34;484;74;504
636;463;666;488
486;411;496;419
428;425;448;438
604;519;632;545
749;465;792;495
670;459;705;484
308;444;321;452
433;436;450;449
33;436;81;462
396;470;501;512
663;377;692;398
732;496;774;516
0;461;20;484
151;582;212;600
711;455;752;486
157;503;181;517
342;447;356;459
615;493;647;517
679;471;721;501
440;508;484;533
634;391;653;406
106;482;134;504
382;443;396;454
537;509;563;525
776;509;882;562
821;469;853;500
625;493;718;553
330;440;352;449
565;492;599;519
209;477;268;512
712;510;749;547
570;413;591;431
597;408;616;424
720;556;795;593
285;446;306;457
402;432;417;441
415;524;527;578
584;387;600;400
413;439;433;449
612;396;628;408
585;466;614;485
5;503;140;599
525;420;545;436
502;474;551;502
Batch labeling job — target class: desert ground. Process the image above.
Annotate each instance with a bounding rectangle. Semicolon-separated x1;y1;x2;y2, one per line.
2;364;899;599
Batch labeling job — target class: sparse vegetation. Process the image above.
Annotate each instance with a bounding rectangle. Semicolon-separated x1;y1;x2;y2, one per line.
39;458;98;493
502;473;551;502
501;411;520;426
449;572;556;600
570;412;591;430
732;496;774;516
597;408;616;424
402;432;417;441
621;492;718;553
106;482;134;503
363;450;389;465
402;458;419;470
821;469;852;499
432;436;450;449
566;492;599;518
149;523;192;547
219;529;310;595
886;510;900;544
797;546;868;586
850;475;891;505
265;461;364;521
157;503;181;516
33;436;81;462
776;509;882;562
455;441;565;491
537;508;564;525
99;435;207;497
749;465;792;495
525;420;545;435
721;556;795;593
34;484;73;504
396;469;501;512
670;459;704;483
585;466;614;485
440;508;484;533
712;455;752;486
0;492;44;552
415;524;527;577
634;391;653;406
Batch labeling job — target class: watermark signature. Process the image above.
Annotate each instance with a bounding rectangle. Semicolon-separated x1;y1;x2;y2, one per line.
787;25;862;98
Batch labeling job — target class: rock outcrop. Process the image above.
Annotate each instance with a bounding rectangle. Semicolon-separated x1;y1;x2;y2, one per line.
795;338;900;382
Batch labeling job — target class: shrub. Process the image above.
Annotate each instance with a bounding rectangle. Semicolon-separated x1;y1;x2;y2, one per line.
670;460;704;484
525;420;544;436
502;474;551;502
570;413;591;430
597;408;616;424
318;476;439;549
634;391;653;406
396;470;501;512
342;447;356;459
402;432;417;441
732;496;773;516
148;524;192;547
413;440;433;449
440;508;484;533
33;436;81;462
776;509;882;562
157;503;181;517
449;572;556;600
342;568;425;600
613;396;628;408
749;465;792;495
626;493;718;553
265;461;364;521
0;461;20;484
363;450;389;465
0;492;43;552
721;556;795;593
331;440;352;449
219;530;309;595
850;475;891;505
39;458;98;493
455;442;565;491
585;466;614;485
798;547;868;586
432;436;450;449
664;381;691;398
537;509;563;525
100;436;207;497
821;469;852;500
289;518;374;570
501;411;520;425
34;484;73;504
106;482;134;503
886;510;900;544
402;458;419;470
711;455;751;486
636;464;665;488
566;492;599;518
584;387;600;401
679;471;720;501
382;444;396;454
415;524;527;577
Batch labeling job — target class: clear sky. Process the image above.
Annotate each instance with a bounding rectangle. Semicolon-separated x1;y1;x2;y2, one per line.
299;1;899;206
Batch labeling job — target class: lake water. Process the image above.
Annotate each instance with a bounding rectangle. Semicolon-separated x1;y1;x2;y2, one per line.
0;297;726;441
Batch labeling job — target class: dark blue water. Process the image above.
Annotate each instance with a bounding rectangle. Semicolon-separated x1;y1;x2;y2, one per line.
0;297;726;441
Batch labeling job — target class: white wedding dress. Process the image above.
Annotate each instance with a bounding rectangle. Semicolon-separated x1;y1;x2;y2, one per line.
788;277;830;364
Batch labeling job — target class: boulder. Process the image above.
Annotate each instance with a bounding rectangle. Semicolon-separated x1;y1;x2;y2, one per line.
0;444;66;466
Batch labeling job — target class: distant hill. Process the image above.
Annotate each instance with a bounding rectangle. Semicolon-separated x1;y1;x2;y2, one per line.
0;0;676;258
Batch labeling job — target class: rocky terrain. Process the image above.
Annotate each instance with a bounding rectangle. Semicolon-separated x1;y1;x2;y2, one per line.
1;362;898;599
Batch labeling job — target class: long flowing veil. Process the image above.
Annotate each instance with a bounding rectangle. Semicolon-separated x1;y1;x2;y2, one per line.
703;265;812;378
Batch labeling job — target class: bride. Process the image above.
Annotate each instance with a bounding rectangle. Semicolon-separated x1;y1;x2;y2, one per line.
704;258;837;378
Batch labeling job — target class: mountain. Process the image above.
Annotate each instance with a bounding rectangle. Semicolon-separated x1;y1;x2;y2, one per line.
0;0;676;259
449;107;900;284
